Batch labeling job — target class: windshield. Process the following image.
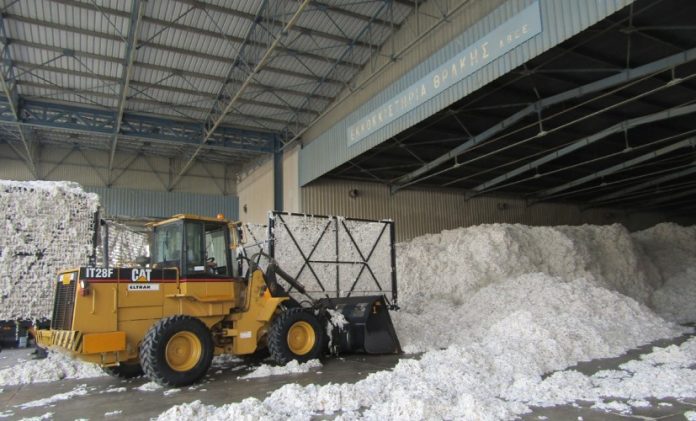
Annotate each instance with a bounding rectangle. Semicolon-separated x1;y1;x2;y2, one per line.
153;223;182;268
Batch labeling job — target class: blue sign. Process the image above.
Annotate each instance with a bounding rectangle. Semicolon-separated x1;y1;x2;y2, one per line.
348;1;542;146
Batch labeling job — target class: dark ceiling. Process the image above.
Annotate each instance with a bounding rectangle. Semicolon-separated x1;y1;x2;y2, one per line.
328;0;696;216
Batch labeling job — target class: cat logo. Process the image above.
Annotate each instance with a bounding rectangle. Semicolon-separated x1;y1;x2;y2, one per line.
131;268;152;283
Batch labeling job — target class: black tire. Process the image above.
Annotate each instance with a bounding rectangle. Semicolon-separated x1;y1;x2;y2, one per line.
103;361;143;379
268;308;325;365
139;316;213;387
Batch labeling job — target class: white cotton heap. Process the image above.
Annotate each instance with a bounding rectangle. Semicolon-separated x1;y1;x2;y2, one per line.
633;223;696;323
240;360;322;379
0;351;105;386
394;223;659;313
0;180;99;320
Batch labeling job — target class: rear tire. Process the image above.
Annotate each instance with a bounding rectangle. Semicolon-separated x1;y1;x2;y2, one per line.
140;316;213;387
103;361;143;379
268;308;324;364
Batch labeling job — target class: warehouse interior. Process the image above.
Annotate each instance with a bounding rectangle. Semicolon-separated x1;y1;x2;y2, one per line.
1;0;696;419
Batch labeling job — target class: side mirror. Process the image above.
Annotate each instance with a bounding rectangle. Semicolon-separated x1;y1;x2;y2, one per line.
135;255;150;267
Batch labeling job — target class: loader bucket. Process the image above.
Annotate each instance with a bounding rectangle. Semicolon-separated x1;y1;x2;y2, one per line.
323;295;401;355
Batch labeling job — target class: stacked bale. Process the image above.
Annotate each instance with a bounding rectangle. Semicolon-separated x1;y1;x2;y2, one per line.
0;180;99;320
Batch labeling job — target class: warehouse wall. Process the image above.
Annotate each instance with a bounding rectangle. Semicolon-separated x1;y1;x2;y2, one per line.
237;158;274;224
0;143;239;219
282;146;301;213
236;145;302;224
0;144;235;195
300;179;691;241
86;186;238;220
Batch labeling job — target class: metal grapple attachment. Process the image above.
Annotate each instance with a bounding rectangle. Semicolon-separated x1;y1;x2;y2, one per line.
323;296;401;355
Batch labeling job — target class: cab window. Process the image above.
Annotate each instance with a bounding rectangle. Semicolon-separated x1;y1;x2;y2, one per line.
153;223;181;268
204;223;230;276
185;222;204;273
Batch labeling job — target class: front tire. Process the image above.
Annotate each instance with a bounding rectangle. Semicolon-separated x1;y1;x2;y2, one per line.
139;316;213;387
268;308;325;364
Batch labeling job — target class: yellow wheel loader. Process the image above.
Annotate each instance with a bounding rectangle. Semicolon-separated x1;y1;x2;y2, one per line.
36;214;400;386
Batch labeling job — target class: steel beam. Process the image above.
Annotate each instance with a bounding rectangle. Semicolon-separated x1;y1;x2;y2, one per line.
171;0;311;189
0;98;275;153
530;136;696;203
309;1;397;29
0;14;36;177
5;12;350;85
467;102;696;198
14;78;319;120
109;0;144;186
173;0;378;50
46;0;364;68
286;0;390;135
5;38;334;103
391;46;696;192
14;80;296;129
588;162;696;205
634;186;696;209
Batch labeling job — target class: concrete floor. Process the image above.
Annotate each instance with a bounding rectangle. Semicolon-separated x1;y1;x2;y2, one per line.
522;331;696;421
0;332;694;420
0;351;403;420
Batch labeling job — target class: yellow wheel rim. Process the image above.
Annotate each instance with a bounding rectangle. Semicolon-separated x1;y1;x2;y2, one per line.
287;321;316;356
165;331;202;372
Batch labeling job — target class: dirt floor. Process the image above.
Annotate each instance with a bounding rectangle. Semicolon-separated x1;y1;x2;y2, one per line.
1;333;695;421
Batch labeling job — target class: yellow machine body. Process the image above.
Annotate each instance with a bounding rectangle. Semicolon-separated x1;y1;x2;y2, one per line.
37;214;287;366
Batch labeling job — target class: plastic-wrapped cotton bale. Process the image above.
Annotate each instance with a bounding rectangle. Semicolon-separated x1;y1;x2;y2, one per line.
0;180;99;320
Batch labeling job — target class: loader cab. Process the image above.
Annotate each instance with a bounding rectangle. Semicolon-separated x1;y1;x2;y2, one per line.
151;214;239;278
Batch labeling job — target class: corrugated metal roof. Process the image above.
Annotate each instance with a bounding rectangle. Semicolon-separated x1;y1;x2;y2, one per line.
0;0;414;171
299;0;635;186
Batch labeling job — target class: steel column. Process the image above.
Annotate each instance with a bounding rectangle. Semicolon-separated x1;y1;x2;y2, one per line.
273;136;283;211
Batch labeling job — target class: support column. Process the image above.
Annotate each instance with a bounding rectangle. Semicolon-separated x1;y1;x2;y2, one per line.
273;136;283;211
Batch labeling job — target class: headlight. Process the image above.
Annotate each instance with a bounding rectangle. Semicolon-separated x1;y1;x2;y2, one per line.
79;279;90;296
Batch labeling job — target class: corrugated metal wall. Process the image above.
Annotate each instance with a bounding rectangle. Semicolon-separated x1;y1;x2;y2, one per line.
0;144;236;195
300;179;685;241
299;0;633;186
86;187;239;220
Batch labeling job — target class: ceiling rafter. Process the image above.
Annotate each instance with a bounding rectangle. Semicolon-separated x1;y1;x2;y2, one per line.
173;0;380;50
171;0;311;189
6;38;335;103
108;0;145;186
391;46;696;193
46;0;366;69
3;14;347;87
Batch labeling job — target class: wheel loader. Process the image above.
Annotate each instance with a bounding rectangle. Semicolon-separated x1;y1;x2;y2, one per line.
36;214;400;386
